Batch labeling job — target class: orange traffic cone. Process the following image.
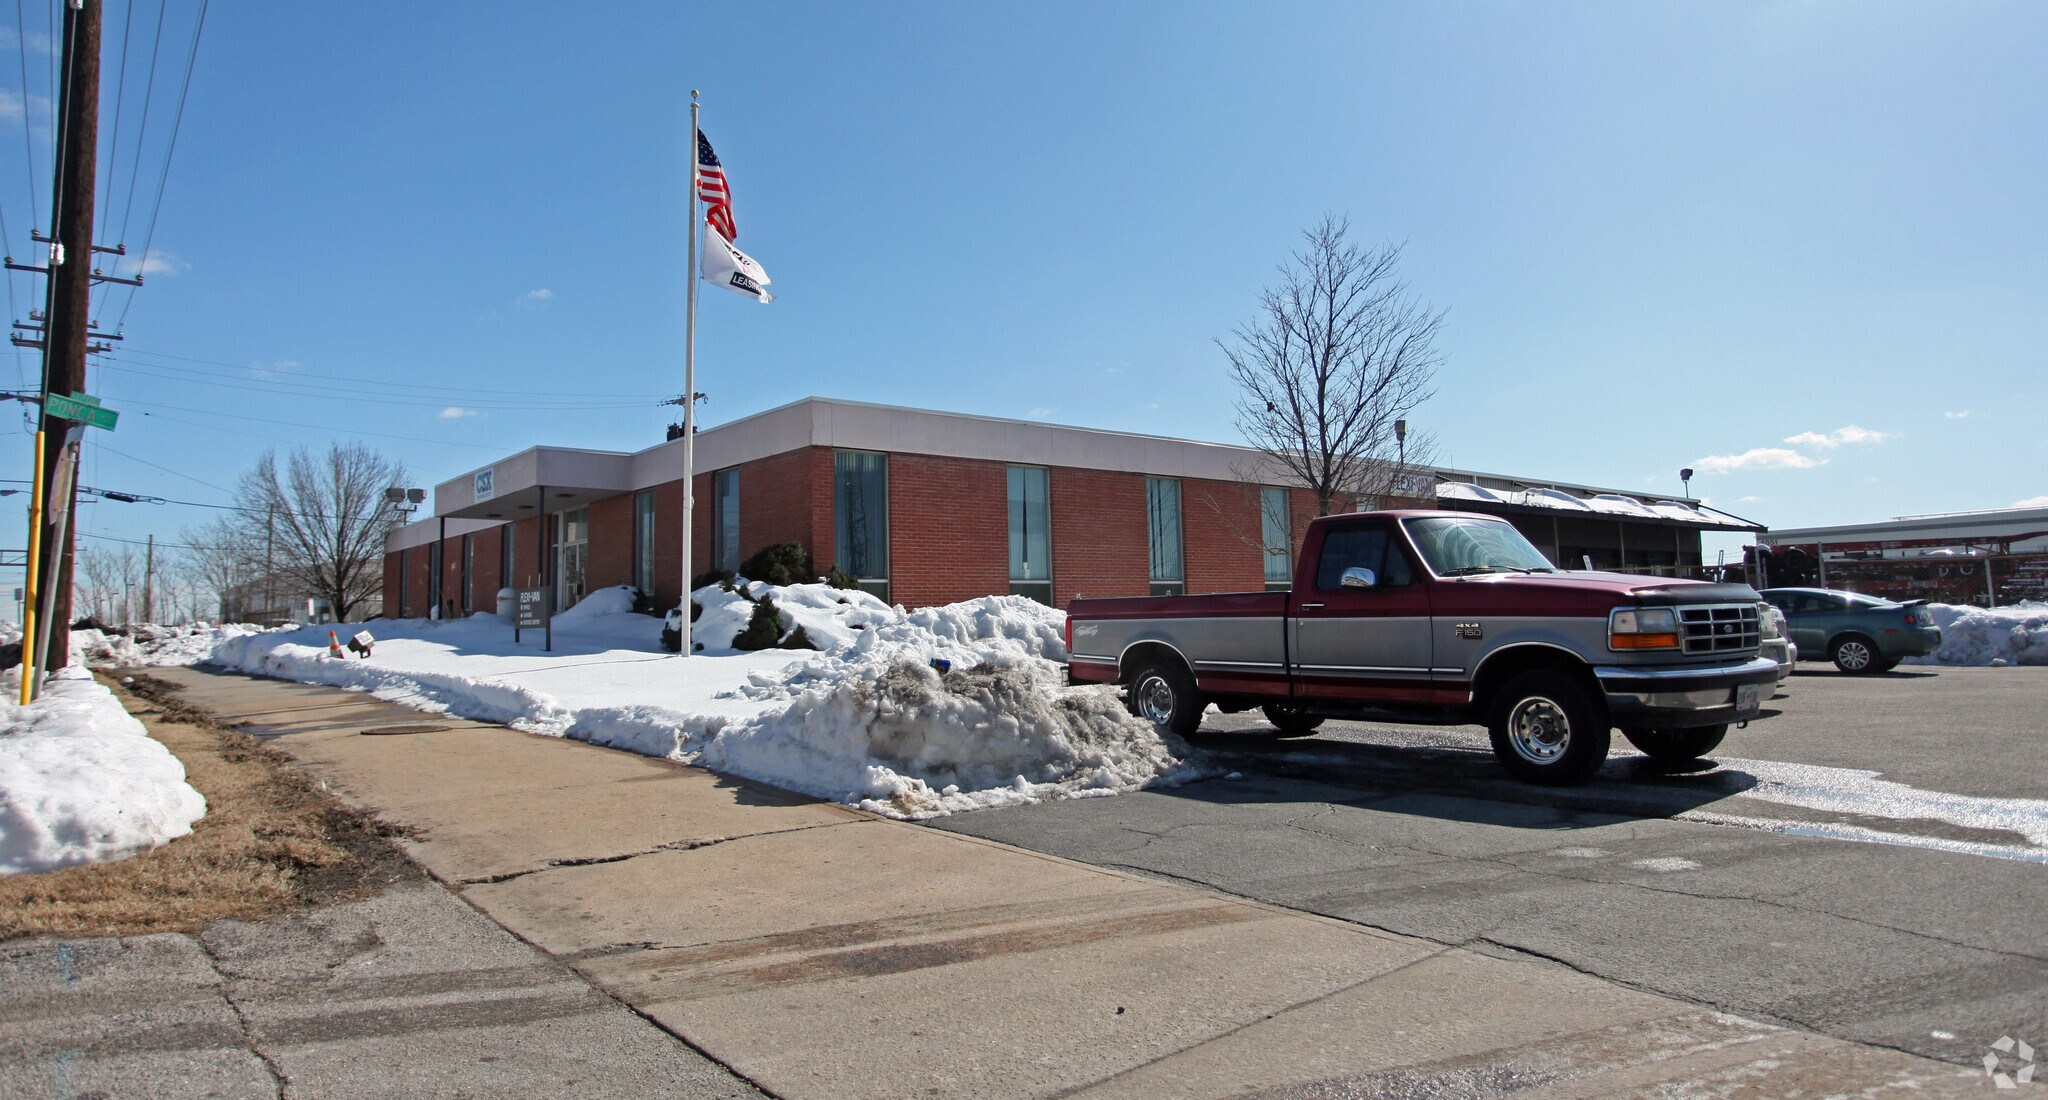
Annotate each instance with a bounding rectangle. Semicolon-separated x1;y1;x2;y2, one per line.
328;630;346;658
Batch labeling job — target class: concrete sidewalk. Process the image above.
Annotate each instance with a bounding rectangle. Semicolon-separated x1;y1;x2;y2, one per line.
129;665;1972;1098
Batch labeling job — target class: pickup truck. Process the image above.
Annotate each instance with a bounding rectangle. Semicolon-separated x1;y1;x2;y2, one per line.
1065;510;1781;785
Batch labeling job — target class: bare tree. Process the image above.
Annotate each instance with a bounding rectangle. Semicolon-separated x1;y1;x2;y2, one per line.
181;516;257;622
1222;217;1445;516
236;443;407;623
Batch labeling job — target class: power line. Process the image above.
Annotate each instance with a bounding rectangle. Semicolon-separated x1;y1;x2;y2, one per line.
97;353;667;410
121;396;521;451
16;0;40;227
116;0;207;330
98;0;134;235
115;345;675;398
92;438;232;493
114;0;164;251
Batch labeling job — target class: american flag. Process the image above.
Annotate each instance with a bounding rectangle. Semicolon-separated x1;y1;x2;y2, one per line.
696;131;737;241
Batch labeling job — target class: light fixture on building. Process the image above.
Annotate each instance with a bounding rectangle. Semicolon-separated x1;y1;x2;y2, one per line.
1679;468;1694;498
386;487;425;523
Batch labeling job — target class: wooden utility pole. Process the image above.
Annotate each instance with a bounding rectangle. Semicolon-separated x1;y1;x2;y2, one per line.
35;0;102;668
142;534;155;624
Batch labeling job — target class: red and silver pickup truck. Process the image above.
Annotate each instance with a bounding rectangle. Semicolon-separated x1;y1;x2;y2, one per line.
1065;510;1781;785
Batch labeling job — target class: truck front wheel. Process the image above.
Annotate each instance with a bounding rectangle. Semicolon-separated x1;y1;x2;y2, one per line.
1128;658;1206;738
1487;671;1610;786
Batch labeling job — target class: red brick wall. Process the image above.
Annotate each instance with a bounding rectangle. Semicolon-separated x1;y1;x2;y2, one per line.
1050;467;1151;605
505;516;543;590
651;481;685;611
735;446;832;573
587;494;635;594
889;454;1008;608
403;543;432;619
382;552;401;617
690;470;715;579
1183;478;1267;595
471;526;505;612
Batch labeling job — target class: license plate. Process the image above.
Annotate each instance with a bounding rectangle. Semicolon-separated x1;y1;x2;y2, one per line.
1736;683;1760;712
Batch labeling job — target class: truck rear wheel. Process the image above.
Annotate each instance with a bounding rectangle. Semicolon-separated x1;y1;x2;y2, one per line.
1260;702;1325;738
1128;658;1206;738
1622;725;1727;761
1487;670;1610;786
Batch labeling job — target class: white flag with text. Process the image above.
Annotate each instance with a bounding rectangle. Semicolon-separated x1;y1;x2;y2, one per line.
701;226;773;303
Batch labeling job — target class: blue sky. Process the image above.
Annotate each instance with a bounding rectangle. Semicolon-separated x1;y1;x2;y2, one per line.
2;1;2043;579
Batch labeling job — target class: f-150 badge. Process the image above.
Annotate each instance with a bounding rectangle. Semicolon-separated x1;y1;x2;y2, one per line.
1455;622;1484;639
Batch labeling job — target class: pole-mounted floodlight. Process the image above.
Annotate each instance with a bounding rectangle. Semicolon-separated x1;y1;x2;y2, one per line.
387;486;425;523
1679;468;1694;498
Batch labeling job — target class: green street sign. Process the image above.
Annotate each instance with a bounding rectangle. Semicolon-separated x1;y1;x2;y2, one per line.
44;391;118;431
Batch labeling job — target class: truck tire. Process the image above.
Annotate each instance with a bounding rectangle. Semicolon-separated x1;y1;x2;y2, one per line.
1128;658;1206;738
1623;724;1727;761
1487;670;1611;786
1260;703;1325;738
1830;634;1880;674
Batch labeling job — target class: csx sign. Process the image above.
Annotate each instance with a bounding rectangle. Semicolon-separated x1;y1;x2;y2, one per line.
474;468;495;503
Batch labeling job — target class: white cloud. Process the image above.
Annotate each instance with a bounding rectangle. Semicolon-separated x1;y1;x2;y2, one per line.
515;288;554;308
115;250;189;278
439;406;482;420
1692;448;1828;475
1026;406;1055;419
0;89;23;125
250;358;299;381
1944;410;1970;419
1783;425;1892;449
1738;495;1763;503
2014;495;2048;509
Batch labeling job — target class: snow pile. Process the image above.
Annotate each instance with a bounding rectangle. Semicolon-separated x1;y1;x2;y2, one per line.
74;622;269;667
1906;602;2048;667
121;582;1191;820
0;667;208;874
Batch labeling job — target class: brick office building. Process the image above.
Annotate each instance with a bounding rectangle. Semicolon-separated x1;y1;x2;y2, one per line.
381;397;1761;620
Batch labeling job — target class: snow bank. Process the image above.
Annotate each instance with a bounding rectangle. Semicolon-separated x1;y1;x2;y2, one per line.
0;667;208;875
75;622;267;668
109;584;1193;820
1906;602;2048;667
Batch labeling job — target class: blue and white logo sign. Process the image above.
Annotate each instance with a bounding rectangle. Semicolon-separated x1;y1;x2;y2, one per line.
474;468;495;503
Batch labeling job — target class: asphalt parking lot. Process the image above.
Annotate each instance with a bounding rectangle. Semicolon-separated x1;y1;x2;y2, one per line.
933;665;2048;1072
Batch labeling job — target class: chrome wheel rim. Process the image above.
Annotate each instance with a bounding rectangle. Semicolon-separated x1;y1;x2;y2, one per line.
1837;641;1872;670
1506;696;1571;764
1134;675;1176;725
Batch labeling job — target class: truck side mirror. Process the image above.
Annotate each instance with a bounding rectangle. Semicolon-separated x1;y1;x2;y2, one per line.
1340;566;1377;589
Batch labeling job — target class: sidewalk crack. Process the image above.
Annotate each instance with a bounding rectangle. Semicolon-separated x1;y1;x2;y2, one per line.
194;934;290;1099
458;819;856;886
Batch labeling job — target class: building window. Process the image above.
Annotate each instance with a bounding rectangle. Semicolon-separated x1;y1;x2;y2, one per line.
554;507;589;611
1147;477;1184;596
835;451;890;602
713;468;741;573
501;524;517;592
427;540;443;617
1261;486;1291;591
1008;465;1052;605
395;548;408;618
461;534;474;612
634;489;657;596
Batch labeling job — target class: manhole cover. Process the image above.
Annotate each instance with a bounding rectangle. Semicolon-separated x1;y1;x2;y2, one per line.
359;724;451;737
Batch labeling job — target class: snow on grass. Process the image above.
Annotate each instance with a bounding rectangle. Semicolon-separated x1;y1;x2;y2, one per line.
118;581;1201;819
1905;601;2048;666
0;666;208;875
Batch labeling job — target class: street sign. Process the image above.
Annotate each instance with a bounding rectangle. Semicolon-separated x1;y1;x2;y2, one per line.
44;391;118;431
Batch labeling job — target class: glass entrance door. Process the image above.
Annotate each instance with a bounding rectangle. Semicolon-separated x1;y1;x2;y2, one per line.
554;507;589;611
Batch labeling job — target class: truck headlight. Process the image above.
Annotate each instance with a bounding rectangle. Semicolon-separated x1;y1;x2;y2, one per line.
1757;603;1784;641
1609;606;1681;651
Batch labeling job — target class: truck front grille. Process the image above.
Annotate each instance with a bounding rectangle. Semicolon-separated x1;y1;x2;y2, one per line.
1678;603;1760;655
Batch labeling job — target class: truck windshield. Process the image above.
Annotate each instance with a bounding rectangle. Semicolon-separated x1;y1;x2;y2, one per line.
1405;516;1557;576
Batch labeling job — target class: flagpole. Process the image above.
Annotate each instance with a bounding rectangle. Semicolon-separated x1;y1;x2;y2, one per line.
682;90;700;656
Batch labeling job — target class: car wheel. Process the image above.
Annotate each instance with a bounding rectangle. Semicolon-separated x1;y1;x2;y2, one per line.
1868;657;1901;674
1487;670;1611;786
1623;724;1728;761
1260;702;1325;738
1127;657;1206;738
1830;634;1881;674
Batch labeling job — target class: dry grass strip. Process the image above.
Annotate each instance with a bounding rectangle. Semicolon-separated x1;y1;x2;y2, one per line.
0;673;420;940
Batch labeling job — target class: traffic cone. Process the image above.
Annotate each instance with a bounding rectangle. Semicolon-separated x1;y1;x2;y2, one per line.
328;630;346;658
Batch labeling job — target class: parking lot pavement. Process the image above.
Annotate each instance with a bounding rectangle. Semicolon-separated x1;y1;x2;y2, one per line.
932;665;2048;1073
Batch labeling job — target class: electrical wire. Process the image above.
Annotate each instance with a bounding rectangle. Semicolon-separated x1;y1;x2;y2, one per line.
113;345;676;399
98;0;134;240
114;0;164;252
96;354;669;410
116;0;207;330
120;397;525;451
16;0;40;228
